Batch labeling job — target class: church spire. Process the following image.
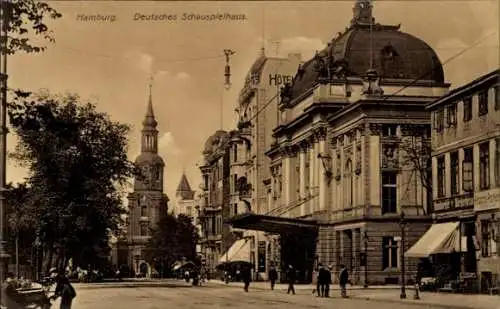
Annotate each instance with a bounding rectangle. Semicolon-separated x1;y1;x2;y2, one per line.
141;75;159;153
143;75;157;129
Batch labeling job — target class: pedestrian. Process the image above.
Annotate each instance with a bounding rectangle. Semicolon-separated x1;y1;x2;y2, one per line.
286;265;296;295
338;264;349;298
268;264;278;290
242;266;251;292
1;272;23;309
50;272;77;309
324;266;332;297
313;264;321;296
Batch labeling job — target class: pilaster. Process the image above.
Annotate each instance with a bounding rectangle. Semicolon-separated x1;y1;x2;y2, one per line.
318;133;327;211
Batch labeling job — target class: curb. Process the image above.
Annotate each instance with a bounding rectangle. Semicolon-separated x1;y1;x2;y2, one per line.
74;283;194;290
207;282;484;309
353;295;478;309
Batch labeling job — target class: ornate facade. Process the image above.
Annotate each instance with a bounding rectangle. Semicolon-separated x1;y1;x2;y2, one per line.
229;0;450;285
125;83;169;277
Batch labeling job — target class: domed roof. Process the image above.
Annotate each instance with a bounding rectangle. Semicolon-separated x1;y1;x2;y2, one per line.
203;130;229;154
135;152;165;166
288;19;444;102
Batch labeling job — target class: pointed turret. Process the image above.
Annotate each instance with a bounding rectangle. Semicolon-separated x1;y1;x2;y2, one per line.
176;173;195;200
143;77;158;129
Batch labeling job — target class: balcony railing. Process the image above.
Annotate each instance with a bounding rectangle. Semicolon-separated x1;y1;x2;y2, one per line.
434;193;474;212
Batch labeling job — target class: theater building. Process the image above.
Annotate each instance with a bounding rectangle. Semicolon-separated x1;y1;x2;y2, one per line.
228;0;450;285
414;70;499;292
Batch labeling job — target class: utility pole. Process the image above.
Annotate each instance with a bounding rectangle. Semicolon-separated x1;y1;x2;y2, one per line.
0;0;11;284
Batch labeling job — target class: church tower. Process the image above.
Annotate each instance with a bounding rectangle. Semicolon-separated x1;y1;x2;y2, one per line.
125;78;169;277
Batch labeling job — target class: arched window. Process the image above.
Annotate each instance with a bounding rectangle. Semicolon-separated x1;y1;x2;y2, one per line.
345;159;353;207
380;43;402;78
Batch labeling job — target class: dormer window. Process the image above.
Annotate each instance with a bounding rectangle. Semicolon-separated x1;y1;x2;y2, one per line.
381;44;399;60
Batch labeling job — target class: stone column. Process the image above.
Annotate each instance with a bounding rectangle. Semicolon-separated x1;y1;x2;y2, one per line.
283;148;293;217
299;144;307;216
318;132;327;211
309;139;316;214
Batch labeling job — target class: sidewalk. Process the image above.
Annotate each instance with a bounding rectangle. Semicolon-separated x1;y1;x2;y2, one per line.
208;280;500;309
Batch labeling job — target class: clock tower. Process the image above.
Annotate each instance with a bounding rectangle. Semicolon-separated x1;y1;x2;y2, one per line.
125;78;169;278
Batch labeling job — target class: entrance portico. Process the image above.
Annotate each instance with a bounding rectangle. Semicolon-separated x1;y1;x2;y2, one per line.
226;213;318;283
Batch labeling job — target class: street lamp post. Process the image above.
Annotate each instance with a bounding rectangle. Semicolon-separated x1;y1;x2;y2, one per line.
400;212;407;299
0;0;11;284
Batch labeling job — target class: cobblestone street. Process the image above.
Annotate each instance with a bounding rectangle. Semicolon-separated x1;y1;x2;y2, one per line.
62;280;499;309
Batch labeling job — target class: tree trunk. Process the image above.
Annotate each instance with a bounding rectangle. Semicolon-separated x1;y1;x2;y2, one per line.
43;243;54;274
15;233;19;278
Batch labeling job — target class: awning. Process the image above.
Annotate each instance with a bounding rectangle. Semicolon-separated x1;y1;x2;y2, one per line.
218;238;251;264
225;213;318;234
405;222;460;258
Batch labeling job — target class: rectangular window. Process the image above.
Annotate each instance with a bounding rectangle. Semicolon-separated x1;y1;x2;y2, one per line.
447;104;457;126
479;90;489;116
463;147;474;192
140;225;148;237
495;86;500;110
234;203;238;216
435;109;444;132
437;156;445;198
463;97;472;122
479;142;490;190
234;145;238;162
496;139;500;187
381;172;397;214
233;174;238;193
383;124;398;136
450;151;459;195
382;236;398;270
481;220;491;258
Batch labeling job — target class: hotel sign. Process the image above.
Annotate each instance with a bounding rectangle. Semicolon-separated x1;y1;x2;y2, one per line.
474;187;500;212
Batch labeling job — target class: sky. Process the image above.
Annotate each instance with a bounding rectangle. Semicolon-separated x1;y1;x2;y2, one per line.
8;0;499;202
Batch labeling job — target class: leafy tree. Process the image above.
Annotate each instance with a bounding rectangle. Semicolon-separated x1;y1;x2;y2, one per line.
144;214;198;278
7;91;139;272
1;0;62;55
4;182;37;273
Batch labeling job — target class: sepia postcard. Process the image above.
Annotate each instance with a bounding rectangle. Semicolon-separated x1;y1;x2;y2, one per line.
0;0;499;308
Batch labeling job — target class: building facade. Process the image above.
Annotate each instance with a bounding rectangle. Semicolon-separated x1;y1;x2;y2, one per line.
229;0;450;285
230;50;302;280
198;130;238;277
425;70;499;292
125;84;169;277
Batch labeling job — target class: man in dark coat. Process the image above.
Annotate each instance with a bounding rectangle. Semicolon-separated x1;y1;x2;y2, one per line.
242;266;252;292
324;266;332;297
317;264;327;297
51;272;77;309
338;264;349;298
286;265;296;295
268;265;278;290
